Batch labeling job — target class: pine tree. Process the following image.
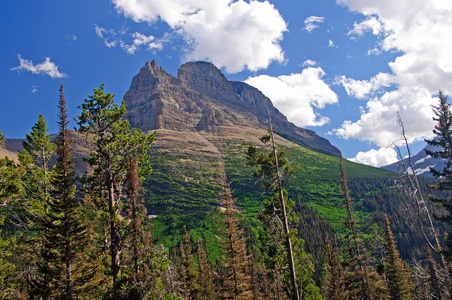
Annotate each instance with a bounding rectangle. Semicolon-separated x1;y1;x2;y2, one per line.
75;84;156;297
383;215;412;300
18;113;55;223
178;226;199;299
38;83;96;299
196;238;217;300
218;178;252;300
321;241;347;300
339;156;387;300
15;114;55;298
425;91;452;261
245;127;299;300
0;130;4;147
246;255;262;300
121;156;158;299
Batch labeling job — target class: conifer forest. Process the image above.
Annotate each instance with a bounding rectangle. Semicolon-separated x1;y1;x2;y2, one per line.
1;84;452;300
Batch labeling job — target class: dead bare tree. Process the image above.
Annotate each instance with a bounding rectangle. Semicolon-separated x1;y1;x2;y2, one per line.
392;112;445;268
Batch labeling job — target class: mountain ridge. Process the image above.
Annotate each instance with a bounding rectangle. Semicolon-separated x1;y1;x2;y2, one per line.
123;60;340;156
381;142;444;177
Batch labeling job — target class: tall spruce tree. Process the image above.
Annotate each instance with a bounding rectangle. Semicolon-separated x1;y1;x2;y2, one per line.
178;226;199;300
339;156;387;300
121;156;155;298
383;215;412;300
321;241;347;300
245;127;299;300
196;238;217;300
425;91;452;261
76;84;155;297
218;177;252;300
39;83;95;299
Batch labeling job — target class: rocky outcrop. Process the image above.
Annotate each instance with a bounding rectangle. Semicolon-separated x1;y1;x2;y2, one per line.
123;60;340;156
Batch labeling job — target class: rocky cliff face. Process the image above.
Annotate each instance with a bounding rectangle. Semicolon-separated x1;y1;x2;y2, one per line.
123;60;340;156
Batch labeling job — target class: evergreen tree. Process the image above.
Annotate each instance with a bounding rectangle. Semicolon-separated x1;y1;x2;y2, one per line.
75;84;155;297
15;114;55;298
38;83;96;299
425;90;452;261
218;178;252;300
339;156;387;299
321;241;347;300
245;127;299;300
121;156;156;299
17;113;55;223
383;215;412;300
178;226;199;300
196;238;217;300
0;130;4;147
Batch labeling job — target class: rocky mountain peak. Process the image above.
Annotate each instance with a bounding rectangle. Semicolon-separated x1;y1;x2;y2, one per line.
123;60;340;156
178;61;228;88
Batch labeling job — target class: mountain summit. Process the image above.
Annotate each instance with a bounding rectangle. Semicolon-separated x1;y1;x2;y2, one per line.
123;60;340;156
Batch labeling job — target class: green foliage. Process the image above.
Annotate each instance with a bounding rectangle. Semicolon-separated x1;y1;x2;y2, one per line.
0;130;4;148
425;90;452;260
0;218;18;298
16;114;55;221
0;158;24;207
339;156;388;300
36;84;96;299
76;83;156;296
321;242;347;300
383;215;412;300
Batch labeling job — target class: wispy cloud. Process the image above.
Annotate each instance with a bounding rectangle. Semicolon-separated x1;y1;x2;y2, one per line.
11;55;67;79
94;24;163;54
94;24;119;48
304;16;324;33
65;34;77;44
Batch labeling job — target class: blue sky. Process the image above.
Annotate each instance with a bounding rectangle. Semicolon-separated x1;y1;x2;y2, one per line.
2;0;452;167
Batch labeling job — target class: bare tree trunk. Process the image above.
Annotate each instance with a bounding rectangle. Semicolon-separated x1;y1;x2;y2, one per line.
108;172;121;299
269;126;300;300
395;113;445;268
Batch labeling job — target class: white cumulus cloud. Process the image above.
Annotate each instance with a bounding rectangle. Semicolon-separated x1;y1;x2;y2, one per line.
350;147;398;167
11;55;67;79
302;59;317;67
338;0;452;93
333;87;437;147
304;16;325;33
112;0;287;73
348;17;382;37
337;72;394;99
333;0;452;165
245;67;338;127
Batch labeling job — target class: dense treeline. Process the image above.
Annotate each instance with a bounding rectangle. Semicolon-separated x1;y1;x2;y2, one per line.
1;85;452;299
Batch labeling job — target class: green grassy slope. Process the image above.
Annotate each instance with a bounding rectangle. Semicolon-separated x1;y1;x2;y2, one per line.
143;133;444;264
